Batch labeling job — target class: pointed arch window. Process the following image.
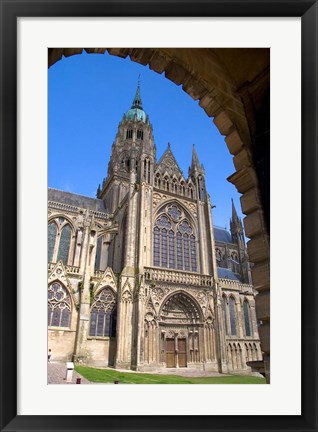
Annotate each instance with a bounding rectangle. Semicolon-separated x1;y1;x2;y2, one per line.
48;218;74;265
95;234;110;272
243;300;252;336
154;173;161;188
89;288;117;337
57;224;71;264
126;129;133;139
48;282;71;327
222;296;228;335
95;235;103;271
229;297;237;336
189;185;194;199
153;204;197;272
48;222;57;262
173;179;178;193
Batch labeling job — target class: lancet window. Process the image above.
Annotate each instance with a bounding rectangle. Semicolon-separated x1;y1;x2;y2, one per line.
229;296;237;336
48;282;71;327
126;128;133;139
222;296;228;335
48;218;73;265
137;129;143;140
243;300;252;337
153;204;197;272
89;287;117;338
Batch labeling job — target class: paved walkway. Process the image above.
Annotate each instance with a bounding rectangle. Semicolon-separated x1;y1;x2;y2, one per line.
48;362;90;384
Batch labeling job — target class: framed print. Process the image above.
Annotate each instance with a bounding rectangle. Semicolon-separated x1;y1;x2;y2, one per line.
0;1;317;431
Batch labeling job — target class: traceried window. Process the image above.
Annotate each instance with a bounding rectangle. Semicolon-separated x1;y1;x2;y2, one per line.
243;300;252;337
229;297;237;336
126;129;133;139
153;204;197;272
48;282;71;327
48;218;73;265
89;287;117;337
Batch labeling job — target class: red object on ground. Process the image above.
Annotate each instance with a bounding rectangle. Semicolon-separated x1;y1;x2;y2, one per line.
76;378;81;384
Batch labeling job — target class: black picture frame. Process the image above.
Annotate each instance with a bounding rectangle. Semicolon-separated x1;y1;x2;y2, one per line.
1;1;317;431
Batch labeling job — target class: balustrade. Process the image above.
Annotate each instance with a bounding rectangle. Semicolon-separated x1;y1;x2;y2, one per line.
144;266;213;287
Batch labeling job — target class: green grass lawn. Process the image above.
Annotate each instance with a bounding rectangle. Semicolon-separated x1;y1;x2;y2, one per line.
75;365;266;384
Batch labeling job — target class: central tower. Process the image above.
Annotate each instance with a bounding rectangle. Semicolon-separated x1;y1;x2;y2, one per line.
99;82;156;368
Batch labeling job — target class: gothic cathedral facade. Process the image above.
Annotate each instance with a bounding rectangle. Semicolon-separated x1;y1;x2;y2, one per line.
48;84;262;374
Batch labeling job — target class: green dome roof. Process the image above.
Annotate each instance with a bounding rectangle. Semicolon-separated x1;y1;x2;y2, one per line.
125;107;147;122
125;81;147;123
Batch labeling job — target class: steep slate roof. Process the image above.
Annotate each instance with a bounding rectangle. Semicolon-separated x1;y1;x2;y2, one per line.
48;188;107;212
217;267;240;281
214;226;233;243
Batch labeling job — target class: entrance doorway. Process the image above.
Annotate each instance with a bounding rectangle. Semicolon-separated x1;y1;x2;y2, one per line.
165;338;187;368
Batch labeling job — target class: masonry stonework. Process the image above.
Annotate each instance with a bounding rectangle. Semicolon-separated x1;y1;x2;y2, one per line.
48;83;263;375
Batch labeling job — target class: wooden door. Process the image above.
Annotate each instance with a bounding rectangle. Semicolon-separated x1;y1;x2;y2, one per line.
178;338;187;367
165;338;175;368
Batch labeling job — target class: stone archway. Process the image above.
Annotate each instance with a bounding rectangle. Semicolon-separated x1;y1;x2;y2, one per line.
159;291;203;368
48;48;270;381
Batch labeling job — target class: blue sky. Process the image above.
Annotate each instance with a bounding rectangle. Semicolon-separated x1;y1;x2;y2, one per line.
48;51;244;230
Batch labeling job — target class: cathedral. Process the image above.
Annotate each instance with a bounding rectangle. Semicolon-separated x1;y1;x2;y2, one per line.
48;83;262;374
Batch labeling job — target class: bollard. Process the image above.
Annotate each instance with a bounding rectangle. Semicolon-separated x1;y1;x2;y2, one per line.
65;362;74;383
114;380;119;384
76;378;81;384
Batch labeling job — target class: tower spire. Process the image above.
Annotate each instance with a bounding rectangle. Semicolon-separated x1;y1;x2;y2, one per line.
231;198;239;222
191;144;200;170
131;76;143;109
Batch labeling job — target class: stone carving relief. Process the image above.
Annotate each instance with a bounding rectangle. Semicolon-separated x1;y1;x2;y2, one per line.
94;267;117;293
182;200;197;217
48;260;75;302
121;290;132;303
160;292;201;324
153;192;167;208
145;312;155;322
195;290;208;305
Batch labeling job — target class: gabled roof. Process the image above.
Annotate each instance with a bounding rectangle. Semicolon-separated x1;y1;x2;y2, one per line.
155;144;183;177
48;188;107;212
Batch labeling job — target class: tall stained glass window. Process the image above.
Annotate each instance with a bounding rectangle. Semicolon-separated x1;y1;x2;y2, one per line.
48;218;74;265
153;203;197;272
229;297;237;336
89;288;117;337
57;224;71;264
243;300;251;336
223;296;228;335
48;282;71;327
48;222;57;262
95;236;103;271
